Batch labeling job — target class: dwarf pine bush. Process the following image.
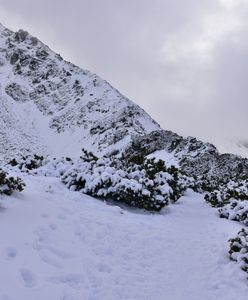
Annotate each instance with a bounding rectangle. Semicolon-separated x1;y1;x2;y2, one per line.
8;154;45;172
61;149;194;211
204;178;248;208
229;228;248;274
0;169;25;195
219;200;248;226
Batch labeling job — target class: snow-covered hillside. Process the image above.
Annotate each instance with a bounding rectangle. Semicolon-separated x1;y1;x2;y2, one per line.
0;23;160;160
1;173;248;300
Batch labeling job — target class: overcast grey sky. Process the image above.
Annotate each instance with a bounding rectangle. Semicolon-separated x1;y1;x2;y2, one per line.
0;0;247;146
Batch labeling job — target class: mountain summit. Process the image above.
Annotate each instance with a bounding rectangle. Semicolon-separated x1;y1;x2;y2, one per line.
0;23;160;161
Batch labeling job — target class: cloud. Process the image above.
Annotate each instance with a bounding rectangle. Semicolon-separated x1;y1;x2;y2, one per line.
0;0;248;147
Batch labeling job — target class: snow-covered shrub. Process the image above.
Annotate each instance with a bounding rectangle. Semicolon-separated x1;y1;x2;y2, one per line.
219;200;248;226
34;157;74;177
204;190;230;207
61;150;193;211
229;228;248;274
195;175;227;194
204;179;248;207
0;169;25;195
8;154;45;173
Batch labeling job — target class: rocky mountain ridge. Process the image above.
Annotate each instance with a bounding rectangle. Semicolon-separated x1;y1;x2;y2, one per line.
0;23;160;161
126;130;248;179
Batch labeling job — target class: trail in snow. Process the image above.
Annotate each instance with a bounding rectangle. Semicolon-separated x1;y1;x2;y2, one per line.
0;175;247;300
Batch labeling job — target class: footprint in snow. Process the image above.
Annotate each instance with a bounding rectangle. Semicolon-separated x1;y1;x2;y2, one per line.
74;228;85;241
61;294;75;300
2;247;17;260
46;246;73;259
40;251;63;269
60;207;75;215
57;214;67;221
41;213;49;219
20;268;37;288
97;262;112;274
48;223;57;230
87;272;102;289
45;185;54;193
49;273;84;287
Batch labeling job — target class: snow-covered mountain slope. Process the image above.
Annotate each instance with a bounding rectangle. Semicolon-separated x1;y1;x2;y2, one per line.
0;23;160;160
0;96;46;162
1;173;248;300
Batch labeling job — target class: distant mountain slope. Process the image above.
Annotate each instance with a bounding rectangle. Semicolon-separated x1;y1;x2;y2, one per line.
125;130;248;179
0;23;160;160
209;138;248;159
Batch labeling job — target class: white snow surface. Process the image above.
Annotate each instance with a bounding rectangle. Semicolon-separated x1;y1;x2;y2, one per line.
147;149;179;167
0;174;247;300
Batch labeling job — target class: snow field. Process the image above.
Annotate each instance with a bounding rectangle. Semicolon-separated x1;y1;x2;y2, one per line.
0;175;247;300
